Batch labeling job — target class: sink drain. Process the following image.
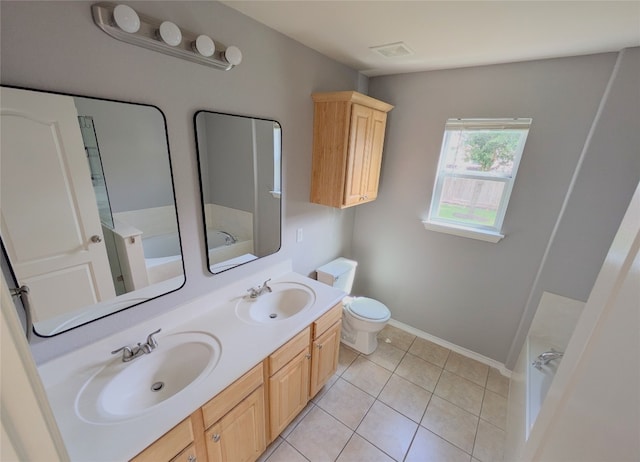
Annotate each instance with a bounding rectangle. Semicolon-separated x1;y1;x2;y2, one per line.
151;381;165;392
269;313;277;319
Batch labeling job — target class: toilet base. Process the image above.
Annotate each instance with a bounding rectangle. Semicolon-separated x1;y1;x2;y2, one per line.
340;330;379;355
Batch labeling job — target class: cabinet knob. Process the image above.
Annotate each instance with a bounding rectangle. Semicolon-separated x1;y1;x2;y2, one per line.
305;353;311;359
187;456;197;462
211;433;220;442
90;235;103;243
317;344;323;350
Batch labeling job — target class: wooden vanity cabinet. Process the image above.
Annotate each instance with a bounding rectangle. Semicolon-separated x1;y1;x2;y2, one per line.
202;363;266;462
310;91;393;209
267;327;312;441
131;416;197;462
310;303;343;398
132;304;343;462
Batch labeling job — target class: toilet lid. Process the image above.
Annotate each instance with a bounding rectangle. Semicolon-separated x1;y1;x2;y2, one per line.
348;297;389;320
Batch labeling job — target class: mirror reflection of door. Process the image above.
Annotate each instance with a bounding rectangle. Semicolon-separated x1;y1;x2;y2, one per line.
0;87;185;336
0;88;116;323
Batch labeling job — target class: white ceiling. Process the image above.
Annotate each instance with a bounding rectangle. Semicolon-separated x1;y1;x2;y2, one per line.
222;1;640;76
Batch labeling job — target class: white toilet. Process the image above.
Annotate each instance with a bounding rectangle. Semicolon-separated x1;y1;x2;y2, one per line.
316;257;391;355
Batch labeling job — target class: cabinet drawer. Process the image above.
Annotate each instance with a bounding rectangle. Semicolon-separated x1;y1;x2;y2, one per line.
313;303;343;339
268;326;311;375
202;362;263;429
131;418;194;462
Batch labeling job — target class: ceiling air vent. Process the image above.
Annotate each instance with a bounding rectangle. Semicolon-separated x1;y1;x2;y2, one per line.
369;41;414;58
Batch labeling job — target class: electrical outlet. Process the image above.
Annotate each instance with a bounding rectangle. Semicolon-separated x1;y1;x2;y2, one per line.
296;228;303;243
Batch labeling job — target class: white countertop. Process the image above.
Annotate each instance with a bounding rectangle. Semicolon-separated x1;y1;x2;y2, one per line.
37;264;345;461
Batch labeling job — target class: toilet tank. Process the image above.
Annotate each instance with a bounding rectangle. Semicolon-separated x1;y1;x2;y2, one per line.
316;257;357;294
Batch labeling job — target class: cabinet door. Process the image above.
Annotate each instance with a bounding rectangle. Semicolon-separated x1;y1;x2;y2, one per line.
310;321;342;398
269;348;311;439
205;386;266;462
344;104;373;206
363;109;388;202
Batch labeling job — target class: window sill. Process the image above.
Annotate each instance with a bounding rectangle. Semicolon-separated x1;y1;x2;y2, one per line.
422;220;504;243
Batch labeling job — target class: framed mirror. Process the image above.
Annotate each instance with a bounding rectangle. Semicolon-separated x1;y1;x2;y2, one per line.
194;111;282;274
0;86;185;336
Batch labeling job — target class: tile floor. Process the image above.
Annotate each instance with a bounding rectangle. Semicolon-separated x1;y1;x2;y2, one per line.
258;325;509;462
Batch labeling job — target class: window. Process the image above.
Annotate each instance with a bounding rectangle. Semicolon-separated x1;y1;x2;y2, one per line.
424;118;532;242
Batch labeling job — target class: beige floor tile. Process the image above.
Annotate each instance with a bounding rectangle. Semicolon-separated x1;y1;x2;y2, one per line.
377;325;416;351
480;390;507;430
257;437;283;462
408;337;450;367
486;368;510;398
444;352;489;387
265;440;309;462
473;420;505;462
336;344;359;376
378;374;432;423
316;378;375;429
281;402;315;438
287;406;352;462
311;373;339;404
434;370;485;416
342;356;392;397
405;427;472;462
395;353;443;392
336;434;395;462
421;395;479;454
364;341;406;371
356;401;418;462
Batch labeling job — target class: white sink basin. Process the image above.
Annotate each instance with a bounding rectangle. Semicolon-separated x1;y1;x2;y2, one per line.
75;331;221;423
235;281;316;324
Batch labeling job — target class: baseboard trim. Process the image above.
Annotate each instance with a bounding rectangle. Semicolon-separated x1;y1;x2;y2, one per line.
387;318;512;378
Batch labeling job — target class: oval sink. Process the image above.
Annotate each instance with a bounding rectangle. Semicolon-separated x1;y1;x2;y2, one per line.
76;331;221;424
235;282;316;324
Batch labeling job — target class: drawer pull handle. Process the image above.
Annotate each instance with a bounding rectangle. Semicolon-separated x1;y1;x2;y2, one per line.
212;433;221;442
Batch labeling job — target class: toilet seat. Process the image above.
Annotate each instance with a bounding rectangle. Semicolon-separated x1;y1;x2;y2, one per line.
346;297;390;321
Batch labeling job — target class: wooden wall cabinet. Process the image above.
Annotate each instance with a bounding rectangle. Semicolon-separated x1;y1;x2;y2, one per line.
132;304;343;462
310;91;393;208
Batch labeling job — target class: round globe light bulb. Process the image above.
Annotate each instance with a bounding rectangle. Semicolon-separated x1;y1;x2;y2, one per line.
224;46;242;66
113;4;140;33
193;35;215;57
158;21;182;46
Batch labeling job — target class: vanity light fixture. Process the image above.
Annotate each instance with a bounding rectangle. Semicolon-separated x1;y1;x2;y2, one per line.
158;21;182;46
112;4;140;33
223;46;243;66
193;34;215;57
92;2;240;70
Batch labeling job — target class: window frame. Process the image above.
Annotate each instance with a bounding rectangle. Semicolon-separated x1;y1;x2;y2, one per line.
424;118;532;242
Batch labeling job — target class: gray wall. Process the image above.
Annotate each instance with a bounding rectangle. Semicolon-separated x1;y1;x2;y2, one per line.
1;0;359;362
73;97;174;212
357;52;636;363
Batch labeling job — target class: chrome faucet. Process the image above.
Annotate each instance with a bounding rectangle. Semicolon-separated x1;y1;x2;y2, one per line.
111;328;161;362
247;279;272;299
532;348;564;370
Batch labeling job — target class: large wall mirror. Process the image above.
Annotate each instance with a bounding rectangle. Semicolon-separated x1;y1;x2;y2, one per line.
0;86;184;336
194;111;281;274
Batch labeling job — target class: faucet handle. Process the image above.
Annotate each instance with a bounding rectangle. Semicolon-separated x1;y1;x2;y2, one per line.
261;279;272;292
146;328;162;349
111;345;134;361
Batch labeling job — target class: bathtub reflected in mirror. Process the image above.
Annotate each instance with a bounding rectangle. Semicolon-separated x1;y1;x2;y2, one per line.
194;111;282;274
0;86;185;336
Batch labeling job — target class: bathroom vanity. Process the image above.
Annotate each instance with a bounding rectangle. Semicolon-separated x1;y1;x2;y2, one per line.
36;263;345;462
